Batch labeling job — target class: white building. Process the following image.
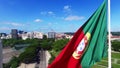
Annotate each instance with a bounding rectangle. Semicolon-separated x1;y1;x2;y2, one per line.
55;33;65;39
21;33;29;40
0;36;6;39
0;34;12;39
33;31;43;39
6;34;12;39
21;31;43;40
65;34;73;39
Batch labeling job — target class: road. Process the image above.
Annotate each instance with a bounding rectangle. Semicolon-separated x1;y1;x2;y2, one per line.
39;49;46;68
35;50;51;68
2;48;20;63
35;50;46;68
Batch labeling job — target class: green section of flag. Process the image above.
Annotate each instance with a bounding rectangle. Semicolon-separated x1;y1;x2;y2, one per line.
80;0;108;68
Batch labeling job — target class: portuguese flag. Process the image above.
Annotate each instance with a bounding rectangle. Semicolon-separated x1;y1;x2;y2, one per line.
48;0;107;68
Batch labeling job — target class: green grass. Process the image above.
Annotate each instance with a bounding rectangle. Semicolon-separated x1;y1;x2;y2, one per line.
112;52;120;59
92;52;120;68
92;64;107;68
102;57;108;61
97;61;108;67
112;63;120;68
112;58;114;62
117;60;120;64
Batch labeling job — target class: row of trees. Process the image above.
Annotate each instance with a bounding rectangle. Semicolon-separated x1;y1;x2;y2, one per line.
48;39;120;64
2;38;55;68
48;39;69;64
112;40;120;52
3;37;119;68
2;38;39;47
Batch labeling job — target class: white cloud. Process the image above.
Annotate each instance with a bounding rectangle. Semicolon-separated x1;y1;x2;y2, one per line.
40;11;47;15
48;11;55;15
0;27;10;30
34;19;43;23
48;22;52;26
6;22;25;26
64;15;85;21
40;11;55;16
64;5;71;11
48;11;53;14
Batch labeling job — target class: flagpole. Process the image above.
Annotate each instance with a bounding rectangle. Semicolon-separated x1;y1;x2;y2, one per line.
108;0;111;68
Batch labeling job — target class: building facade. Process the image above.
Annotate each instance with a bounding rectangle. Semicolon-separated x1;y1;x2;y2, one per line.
48;32;56;38
21;31;43;40
11;29;18;39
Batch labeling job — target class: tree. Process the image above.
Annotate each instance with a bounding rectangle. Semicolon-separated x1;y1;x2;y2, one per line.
18;47;36;63
43;34;47;39
52;39;69;51
41;39;54;50
10;56;20;68
18;40;41;64
3;56;20;68
49;39;69;64
112;40;120;52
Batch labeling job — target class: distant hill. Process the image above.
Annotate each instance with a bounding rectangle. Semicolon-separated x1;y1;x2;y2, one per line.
64;32;120;36
64;32;75;35
111;32;120;36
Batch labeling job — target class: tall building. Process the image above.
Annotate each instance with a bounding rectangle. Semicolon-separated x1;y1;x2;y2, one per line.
11;29;18;39
48;32;56;38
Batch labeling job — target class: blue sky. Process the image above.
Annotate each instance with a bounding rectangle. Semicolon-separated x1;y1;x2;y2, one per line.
0;0;119;33
111;0;120;31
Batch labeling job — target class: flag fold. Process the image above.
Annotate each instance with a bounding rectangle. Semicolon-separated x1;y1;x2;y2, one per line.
48;0;107;68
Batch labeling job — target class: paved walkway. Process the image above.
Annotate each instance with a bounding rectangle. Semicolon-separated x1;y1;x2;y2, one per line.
2;48;20;63
18;50;51;68
46;51;51;67
18;63;36;68
39;50;46;68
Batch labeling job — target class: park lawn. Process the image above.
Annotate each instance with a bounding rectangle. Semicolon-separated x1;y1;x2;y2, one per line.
117;59;120;64
92;64;107;68
96;60;108;67
112;58;114;62
92;59;120;68
93;52;120;68
102;57;108;61
112;63;120;68
112;52;120;59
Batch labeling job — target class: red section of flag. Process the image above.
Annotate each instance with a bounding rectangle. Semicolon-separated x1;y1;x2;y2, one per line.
48;27;85;68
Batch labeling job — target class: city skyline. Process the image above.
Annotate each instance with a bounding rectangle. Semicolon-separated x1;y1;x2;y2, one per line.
0;0;119;33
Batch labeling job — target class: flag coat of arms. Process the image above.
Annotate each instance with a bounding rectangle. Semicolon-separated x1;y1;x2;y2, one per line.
48;0;108;68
